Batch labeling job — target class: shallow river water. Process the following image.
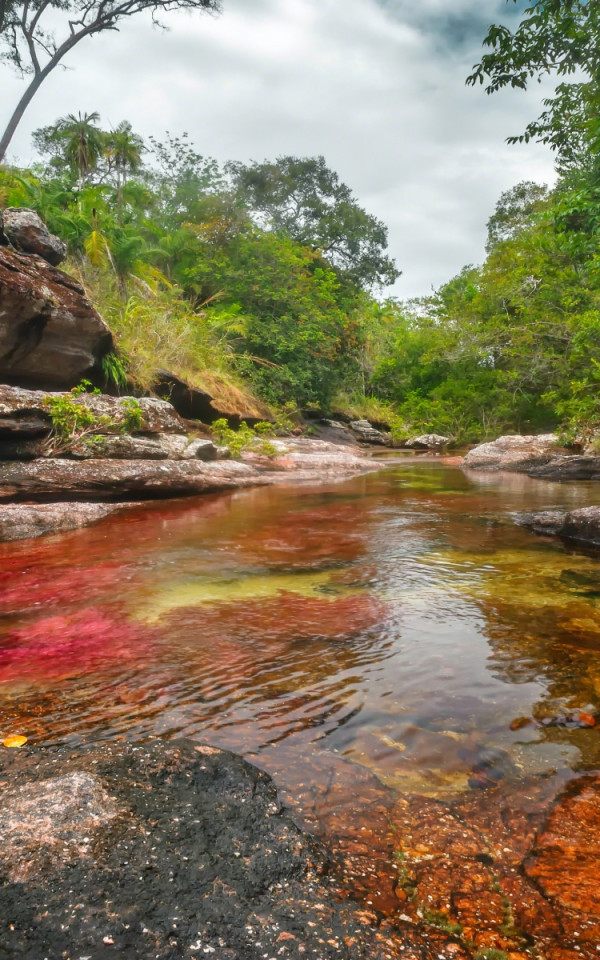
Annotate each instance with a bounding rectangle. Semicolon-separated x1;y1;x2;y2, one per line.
2;459;600;946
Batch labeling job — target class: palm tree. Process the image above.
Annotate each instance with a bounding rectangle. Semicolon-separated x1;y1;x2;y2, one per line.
105;121;145;218
54;112;105;190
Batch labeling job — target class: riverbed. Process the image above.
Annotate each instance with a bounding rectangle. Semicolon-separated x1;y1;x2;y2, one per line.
2;459;600;954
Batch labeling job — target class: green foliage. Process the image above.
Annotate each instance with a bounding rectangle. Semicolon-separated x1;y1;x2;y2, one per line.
101;352;128;391
210;418;280;459
474;951;509;960
43;382;142;455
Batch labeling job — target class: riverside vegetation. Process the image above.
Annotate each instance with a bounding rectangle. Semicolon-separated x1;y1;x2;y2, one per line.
0;94;599;447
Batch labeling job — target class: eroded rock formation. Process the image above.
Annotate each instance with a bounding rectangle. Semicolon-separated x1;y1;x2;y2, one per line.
0;247;114;389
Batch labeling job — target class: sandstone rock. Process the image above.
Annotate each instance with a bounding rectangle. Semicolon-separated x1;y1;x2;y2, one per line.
349;419;391;446
463;434;563;471
0;457;265;502
181;437;218;460
2;208;67;266
517;505;600;548
407;433;450;450
0;502;131;542
0;385;186;437
0;247;114;388
311;419;358;446
155;368;273;426
68;433;190;460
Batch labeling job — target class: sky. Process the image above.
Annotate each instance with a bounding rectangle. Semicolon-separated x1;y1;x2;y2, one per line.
1;0;557;298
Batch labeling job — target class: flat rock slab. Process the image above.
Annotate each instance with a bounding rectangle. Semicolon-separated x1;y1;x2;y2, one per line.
463;433;600;481
0;458;264;502
0;739;410;960
0;502;132;541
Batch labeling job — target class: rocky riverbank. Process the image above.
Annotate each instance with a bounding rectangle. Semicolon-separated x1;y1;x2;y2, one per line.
463;433;600;481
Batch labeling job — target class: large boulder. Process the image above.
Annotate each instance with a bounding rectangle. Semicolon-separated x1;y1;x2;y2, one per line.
0;247;114;388
516;505;600;548
463;434;567;472
2;208;67;266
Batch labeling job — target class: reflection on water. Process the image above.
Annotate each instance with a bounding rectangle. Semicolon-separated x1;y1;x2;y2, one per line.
2;466;600;823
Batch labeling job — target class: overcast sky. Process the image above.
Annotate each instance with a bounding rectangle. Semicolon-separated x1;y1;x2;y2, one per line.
2;0;557;297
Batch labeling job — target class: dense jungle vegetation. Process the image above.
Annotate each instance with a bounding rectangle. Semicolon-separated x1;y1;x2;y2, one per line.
2;36;600;445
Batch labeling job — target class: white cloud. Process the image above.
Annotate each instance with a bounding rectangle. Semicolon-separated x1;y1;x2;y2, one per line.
1;0;556;296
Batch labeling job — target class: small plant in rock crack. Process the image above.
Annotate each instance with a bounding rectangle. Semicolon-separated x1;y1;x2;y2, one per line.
211;418;282;459
43;381;143;456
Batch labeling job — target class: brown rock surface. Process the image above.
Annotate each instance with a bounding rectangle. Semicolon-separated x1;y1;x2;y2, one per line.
155;368;273;425
0;247;114;388
463;434;565;471
2;207;67;266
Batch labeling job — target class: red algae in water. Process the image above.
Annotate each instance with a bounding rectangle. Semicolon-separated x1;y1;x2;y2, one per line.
0;608;155;684
0;561;126;614
161;592;388;645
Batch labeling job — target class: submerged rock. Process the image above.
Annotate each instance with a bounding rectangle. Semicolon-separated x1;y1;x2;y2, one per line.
2;207;67;266
0;247;113;388
0;738;409;960
516;505;600;548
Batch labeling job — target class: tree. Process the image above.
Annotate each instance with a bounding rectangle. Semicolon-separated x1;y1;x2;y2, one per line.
0;0;220;163
467;1;600;165
485;180;549;252
33;111;105;187
227;155;400;290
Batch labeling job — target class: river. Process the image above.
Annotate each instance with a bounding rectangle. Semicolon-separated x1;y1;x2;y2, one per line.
1;459;600;949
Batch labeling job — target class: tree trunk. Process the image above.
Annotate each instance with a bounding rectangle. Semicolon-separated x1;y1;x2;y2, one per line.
0;71;47;164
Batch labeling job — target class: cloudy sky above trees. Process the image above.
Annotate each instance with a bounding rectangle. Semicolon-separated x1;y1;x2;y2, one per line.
2;0;556;297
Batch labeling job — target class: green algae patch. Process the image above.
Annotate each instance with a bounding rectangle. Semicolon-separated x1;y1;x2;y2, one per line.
135;569;366;623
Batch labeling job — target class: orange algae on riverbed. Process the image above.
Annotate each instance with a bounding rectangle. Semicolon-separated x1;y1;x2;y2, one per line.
1;466;600;956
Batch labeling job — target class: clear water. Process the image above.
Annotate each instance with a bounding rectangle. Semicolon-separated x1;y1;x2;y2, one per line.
2;461;600;810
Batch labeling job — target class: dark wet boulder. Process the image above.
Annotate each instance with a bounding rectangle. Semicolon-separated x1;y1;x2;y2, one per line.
311;418;358;446
0;738;409;960
527;455;600;481
2;208;67;266
0;247;114;389
349;419;391;446
516;505;600;548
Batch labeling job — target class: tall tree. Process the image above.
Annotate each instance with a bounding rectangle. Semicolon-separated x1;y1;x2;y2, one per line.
0;0;220;163
228;155;400;290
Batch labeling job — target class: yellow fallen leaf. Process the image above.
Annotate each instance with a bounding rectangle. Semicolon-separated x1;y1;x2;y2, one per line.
3;735;27;748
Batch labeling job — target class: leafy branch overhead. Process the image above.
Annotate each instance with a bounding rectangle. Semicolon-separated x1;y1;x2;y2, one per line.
467;0;600;166
0;0;221;161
